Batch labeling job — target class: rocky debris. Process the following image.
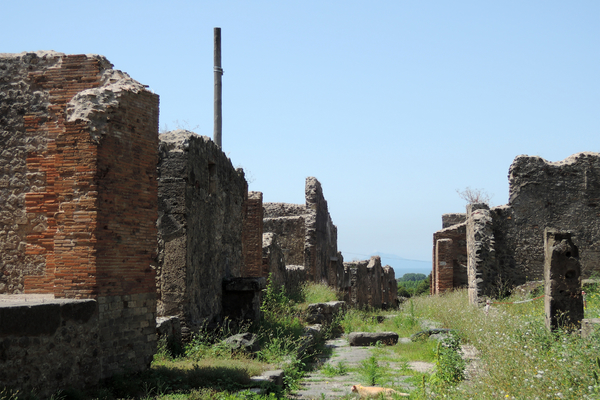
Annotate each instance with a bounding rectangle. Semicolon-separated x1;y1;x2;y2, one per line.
305;301;346;324
250;369;285;387
410;328;453;342
348;331;399;346
223;333;259;355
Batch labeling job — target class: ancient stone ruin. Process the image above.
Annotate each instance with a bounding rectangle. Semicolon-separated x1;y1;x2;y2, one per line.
0;51;158;395
544;229;583;331
156;129;249;336
263;178;397;308
0;52;397;396
432;152;600;304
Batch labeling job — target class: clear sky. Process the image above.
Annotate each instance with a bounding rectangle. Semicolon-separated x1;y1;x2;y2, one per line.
3;1;599;275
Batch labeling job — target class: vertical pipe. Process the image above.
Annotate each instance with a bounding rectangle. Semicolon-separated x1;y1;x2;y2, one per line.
214;27;223;148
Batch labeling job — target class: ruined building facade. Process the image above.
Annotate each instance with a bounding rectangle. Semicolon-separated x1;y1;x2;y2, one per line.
263;177;341;284
0;51;398;397
432;152;600;303
263;178;397;308
0;52;158;395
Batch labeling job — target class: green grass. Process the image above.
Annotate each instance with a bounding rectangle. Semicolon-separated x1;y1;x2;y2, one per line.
409;287;600;399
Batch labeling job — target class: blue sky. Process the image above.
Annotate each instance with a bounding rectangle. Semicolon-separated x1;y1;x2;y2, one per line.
4;1;599;276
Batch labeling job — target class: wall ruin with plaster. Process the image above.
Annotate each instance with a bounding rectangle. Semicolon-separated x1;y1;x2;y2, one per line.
0;51;158;395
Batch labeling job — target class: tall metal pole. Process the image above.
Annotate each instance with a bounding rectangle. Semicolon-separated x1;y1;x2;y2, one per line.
214;27;223;149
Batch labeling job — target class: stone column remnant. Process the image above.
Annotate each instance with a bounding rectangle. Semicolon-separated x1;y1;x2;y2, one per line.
544;228;583;331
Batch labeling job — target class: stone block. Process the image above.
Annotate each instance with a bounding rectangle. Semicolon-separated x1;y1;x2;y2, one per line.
581;318;600;338
348;331;399;346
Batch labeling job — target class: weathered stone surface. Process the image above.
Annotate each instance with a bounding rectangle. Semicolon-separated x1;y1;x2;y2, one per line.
442;213;466;229
581;318;600;338
157;130;247;335
0;299;100;397
466;204;497;303
242;192;264;277
250;369;284;387
348;331;399;346
544;229;583;331
261;233;287;291
157;316;182;344
306;301;346;325
411;328;453;342
437;153;600;303
223;333;259;354
345;256;395;309
0;51;158;394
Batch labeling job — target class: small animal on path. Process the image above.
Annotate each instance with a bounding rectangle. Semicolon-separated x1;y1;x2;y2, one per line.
350;384;409;398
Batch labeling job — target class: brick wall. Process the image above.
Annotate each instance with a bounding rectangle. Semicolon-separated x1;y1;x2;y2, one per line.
431;221;467;294
242;191;264;277
0;51;159;387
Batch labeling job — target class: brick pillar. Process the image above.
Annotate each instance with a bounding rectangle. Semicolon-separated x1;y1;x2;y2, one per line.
544;229;583;331
242;191;264;277
436;238;454;293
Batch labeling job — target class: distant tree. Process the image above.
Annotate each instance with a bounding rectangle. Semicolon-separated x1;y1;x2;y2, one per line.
456;187;492;205
399;273;427;282
397;273;429;297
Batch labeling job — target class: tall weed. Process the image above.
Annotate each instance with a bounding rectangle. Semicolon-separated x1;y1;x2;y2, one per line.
412;289;600;399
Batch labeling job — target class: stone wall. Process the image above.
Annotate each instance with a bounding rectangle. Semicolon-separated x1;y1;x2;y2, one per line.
436;153;600;304
261;232;287;290
345;256;395;309
431;219;467;294
263;204;306;266
381;265;397;308
0;51;158;391
0;297;99;397
305;177;339;283
442;213;466;229
263;177;340;285
497;153;600;280
156;130;247;335
466;204;497;303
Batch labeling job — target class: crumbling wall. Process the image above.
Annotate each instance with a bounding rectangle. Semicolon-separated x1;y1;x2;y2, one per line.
263;177;339;285
437;153;600;304
496;153;600;280
442;213;466;229
263;203;306;266
345;256;388;308
157;130;247;335
466;204;497;303
305;177;339;283
431;219;467;294
261;232;287;289
0;51;159;390
381;265;397;309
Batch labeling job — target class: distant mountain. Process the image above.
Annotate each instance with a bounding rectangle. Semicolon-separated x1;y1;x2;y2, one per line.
372;252;431;278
